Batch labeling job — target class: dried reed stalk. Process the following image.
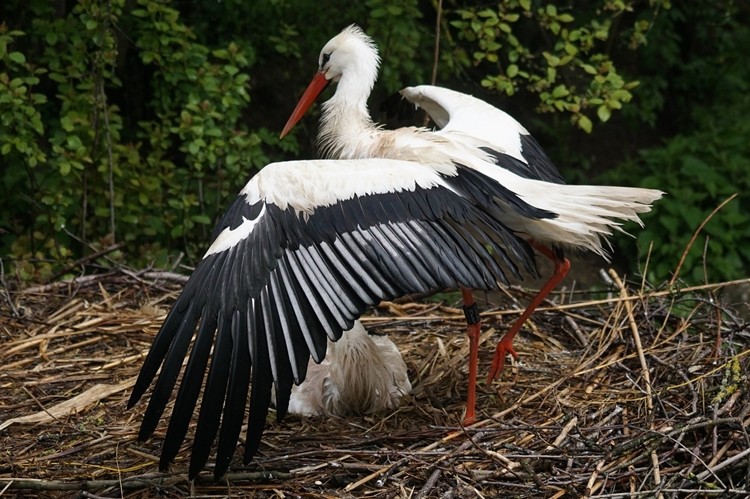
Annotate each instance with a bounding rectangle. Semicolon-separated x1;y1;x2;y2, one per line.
0;270;748;498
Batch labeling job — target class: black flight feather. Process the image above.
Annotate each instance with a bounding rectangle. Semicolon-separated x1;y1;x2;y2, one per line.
129;162;543;480
213;308;251;479
187;309;232;478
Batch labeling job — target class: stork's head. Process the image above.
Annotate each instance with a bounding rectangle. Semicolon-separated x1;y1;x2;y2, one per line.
317;25;380;83
281;25;380;138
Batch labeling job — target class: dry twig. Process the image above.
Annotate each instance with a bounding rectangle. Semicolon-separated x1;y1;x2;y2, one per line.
1;272;748;497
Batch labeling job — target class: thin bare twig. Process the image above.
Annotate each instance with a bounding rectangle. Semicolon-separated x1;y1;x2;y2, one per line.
669;193;738;287
2;271;748;497
431;0;443;86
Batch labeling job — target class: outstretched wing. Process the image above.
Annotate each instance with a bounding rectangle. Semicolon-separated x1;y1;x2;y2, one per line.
128;157;544;479
400;85;566;184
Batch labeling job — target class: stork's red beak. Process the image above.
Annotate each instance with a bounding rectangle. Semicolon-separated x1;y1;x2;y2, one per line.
280;71;330;139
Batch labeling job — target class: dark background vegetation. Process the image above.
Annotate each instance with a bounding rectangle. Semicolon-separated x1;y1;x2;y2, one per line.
1;0;748;284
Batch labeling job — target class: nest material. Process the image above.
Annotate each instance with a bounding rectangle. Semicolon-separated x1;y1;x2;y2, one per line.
1;270;749;498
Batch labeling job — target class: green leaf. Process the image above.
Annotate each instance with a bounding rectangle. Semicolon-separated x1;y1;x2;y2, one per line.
191;214;212;225
581;63;597;75
552;84;569;98
31;115;44;134
542;52;560;66
578;115;593;133
66;135;83;150
597;105;611;122
60;115;75;132
9;51;26;64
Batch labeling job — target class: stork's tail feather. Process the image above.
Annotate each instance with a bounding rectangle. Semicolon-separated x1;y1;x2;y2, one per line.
520;184;664;260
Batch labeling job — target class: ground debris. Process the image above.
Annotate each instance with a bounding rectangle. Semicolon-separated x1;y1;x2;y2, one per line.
1;271;749;498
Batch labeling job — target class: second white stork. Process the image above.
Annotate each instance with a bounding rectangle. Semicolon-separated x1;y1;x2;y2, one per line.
129;157;542;478
287;320;412;417
280;24;664;422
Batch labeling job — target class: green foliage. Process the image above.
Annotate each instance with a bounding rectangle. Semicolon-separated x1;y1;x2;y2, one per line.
609;111;750;284
0;0;747;287
601;0;750;283
0;0;273;279
0;0;436;280
450;1;669;132
0;27;47;167
129;0;265;246
366;0;428;91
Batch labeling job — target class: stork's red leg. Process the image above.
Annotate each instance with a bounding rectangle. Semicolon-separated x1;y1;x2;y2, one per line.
460;287;481;424
487;243;571;383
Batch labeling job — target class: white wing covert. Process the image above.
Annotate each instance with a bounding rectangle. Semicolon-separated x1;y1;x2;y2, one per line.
400;85;566;184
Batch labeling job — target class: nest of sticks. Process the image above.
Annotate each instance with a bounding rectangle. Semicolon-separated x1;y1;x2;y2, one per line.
1;268;749;498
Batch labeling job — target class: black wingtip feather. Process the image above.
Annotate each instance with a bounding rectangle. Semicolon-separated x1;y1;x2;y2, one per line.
127;296;194;409
213;309;251;480
243;307;273;465
138;304;202;442
187;310;233;480
158;312;218;469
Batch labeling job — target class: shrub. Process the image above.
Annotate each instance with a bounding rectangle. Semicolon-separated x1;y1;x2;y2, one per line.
609;108;750;283
449;1;669;133
601;0;750;283
0;0;278;279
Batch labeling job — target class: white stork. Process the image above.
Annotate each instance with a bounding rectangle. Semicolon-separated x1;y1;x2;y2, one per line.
287;320;412;417
129;157;542;479
280;24;663;422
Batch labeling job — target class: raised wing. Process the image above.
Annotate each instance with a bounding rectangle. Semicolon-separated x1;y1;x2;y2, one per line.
129;158;545;479
400;85;566;184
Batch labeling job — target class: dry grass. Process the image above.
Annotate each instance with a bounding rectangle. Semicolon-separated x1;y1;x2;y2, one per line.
1;270;749;498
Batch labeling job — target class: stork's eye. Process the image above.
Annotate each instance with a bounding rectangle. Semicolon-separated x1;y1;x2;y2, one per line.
321;53;331;68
